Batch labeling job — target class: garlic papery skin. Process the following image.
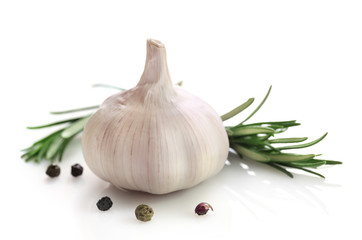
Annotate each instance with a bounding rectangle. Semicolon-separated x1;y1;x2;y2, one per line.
82;39;229;194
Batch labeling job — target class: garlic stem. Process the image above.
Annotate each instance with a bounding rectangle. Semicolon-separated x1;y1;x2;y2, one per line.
135;39;176;105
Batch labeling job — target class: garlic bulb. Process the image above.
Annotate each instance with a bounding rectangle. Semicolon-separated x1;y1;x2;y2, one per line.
82;39;229;194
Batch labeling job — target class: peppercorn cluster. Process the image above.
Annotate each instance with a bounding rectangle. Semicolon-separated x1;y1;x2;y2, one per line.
45;163;83;178
45;163;213;221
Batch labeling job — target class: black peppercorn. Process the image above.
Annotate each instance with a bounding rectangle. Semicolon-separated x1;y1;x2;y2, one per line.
71;163;83;177
96;196;113;211
46;164;60;178
135;204;154;222
195;202;213;215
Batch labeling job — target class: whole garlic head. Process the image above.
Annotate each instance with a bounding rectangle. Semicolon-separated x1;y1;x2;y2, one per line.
82;39;229;194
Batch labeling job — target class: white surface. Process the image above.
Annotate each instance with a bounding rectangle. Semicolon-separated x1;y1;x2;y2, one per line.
1;1;361;239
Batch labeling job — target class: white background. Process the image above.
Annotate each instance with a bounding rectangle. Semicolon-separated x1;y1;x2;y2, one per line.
1;0;361;239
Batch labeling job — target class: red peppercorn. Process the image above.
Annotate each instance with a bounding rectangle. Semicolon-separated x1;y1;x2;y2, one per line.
195;202;213;215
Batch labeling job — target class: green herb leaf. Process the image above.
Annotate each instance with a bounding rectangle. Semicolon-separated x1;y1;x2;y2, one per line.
243;120;300;128
22;115;90;163
237;85;272;125
228;126;275;137
36;138;55;162
27;117;82;129
221;98;254;121
323;160;343;165
280;163;326;178
231;144;271;162
61;116;91;139
268;137;308;144
46;136;65;160
268;153;316;162
28;129;64;147
287;159;327;168
57;134;77;161
266;162;294;178
274;133;328;150
50;105;99;115
231;136;270;145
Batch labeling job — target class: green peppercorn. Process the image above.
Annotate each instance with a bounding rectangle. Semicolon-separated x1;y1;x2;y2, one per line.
135;204;154;222
46;164;60;178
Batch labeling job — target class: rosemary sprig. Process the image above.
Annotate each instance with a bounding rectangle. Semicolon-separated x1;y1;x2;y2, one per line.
223;86;342;178
21;115;91;162
21;85;341;178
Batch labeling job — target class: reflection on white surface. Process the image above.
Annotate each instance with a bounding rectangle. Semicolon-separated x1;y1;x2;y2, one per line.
240;162;249;170
70;149;343;238
219;152;340;217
